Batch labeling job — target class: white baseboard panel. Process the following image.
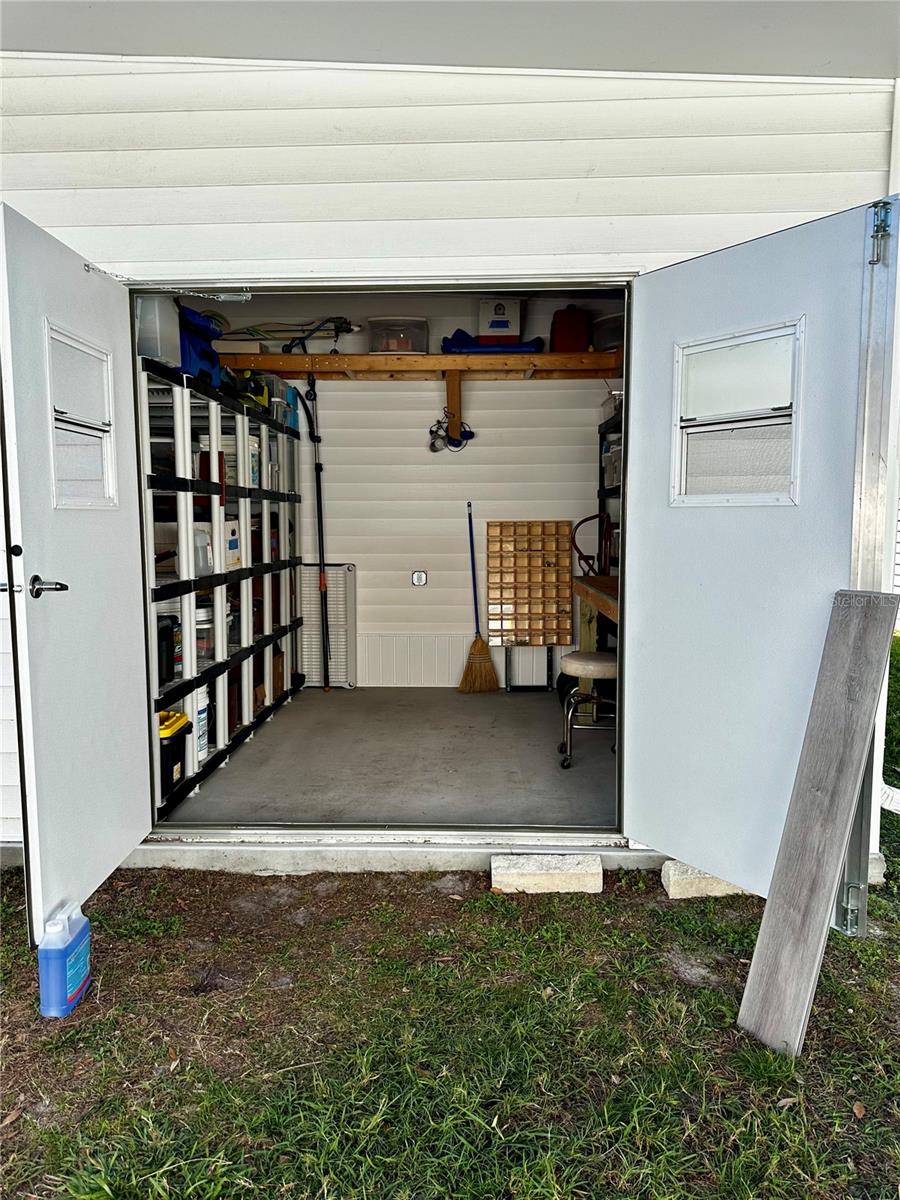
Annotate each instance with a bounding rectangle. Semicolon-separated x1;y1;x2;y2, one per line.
356;633;562;687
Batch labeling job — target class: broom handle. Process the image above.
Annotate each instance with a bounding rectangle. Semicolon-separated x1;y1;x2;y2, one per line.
466;500;482;638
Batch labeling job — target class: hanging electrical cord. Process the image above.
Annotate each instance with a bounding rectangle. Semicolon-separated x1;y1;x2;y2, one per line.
203;314;358;347
281;317;354;355
295;372;332;691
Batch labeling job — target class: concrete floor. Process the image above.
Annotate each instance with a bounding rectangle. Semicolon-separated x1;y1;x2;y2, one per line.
168;688;618;829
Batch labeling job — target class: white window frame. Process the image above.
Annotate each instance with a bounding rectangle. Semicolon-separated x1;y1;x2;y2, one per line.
45;320;119;510
670;317;805;508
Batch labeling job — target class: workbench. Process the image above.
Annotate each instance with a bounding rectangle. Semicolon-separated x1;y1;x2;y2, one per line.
573;575;619;625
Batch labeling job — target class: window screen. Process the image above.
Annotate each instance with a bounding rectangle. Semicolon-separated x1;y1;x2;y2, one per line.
674;321;802;505
47;324;117;508
53;425;110;502
683;421;792;496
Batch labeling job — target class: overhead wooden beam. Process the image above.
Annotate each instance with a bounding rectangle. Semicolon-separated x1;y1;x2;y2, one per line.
219;349;624;379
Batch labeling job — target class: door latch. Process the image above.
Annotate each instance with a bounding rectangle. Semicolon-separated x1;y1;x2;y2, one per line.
0;582;22;594
869;200;892;266
840;882;862;936
29;575;69;599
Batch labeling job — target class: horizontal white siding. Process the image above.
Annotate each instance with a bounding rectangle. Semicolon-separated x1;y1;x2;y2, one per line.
0;54;892;284
1;509;22;845
298;378;610;687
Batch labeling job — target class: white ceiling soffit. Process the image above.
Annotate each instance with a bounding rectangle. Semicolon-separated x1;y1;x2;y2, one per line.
1;1;898;80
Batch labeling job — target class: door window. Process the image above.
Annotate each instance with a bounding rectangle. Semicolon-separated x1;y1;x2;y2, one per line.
672;320;803;505
47;323;117;508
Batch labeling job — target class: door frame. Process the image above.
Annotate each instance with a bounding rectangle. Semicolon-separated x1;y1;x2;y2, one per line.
133;224;900;851
127;271;633;839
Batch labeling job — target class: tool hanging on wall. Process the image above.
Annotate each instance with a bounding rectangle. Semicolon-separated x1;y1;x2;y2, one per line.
428;408;475;453
296;372;331;690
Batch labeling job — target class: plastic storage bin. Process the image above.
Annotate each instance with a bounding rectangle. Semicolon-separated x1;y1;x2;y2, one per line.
38;906;92;1018
368;317;428;354
159;710;192;797
179;306;222;387
136;295;181;365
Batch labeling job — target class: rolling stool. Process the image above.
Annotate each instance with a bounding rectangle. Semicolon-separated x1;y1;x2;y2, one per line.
557;650;617;770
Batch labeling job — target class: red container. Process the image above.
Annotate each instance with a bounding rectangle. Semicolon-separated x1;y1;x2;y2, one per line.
550;305;593;352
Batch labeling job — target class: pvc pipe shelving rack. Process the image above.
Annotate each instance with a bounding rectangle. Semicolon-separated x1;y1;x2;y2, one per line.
138;358;304;819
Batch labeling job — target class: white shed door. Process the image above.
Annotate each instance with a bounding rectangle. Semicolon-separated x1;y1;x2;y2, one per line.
623;199;897;897
0;206;150;942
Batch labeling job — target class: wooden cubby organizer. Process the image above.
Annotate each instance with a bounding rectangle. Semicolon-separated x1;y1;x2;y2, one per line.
139;359;304;819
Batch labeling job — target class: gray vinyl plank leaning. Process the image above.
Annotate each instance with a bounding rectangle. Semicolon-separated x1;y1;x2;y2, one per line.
737;590;899;1056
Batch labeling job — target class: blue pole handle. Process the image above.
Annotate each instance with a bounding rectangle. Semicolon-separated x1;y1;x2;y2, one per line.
466;500;481;637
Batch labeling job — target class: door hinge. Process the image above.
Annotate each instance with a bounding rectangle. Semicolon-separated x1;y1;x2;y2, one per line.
839;882;862;936
868;200;892;266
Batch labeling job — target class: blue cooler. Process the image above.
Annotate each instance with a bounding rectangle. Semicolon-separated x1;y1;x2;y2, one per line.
179;305;222;388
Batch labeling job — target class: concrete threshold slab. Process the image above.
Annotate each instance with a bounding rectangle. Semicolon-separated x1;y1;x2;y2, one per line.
491;852;604;893
124;828;663;876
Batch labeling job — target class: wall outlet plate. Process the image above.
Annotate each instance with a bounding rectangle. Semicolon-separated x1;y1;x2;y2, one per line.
412;571;427;586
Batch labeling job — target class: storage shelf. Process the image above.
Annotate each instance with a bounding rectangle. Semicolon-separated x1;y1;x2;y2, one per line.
147;473;301;505
219;349;624;381
155;684;300;820
154;616;304;713
598;412;623;436
151;556;303;603
142;358;303;441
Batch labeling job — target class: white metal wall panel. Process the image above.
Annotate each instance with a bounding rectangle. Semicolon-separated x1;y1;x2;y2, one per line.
0;54;892;284
0;472;22;845
0;599;22;845
296;373;608;688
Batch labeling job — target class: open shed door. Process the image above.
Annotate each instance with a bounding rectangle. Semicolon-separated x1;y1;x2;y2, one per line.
0;206;151;942
623;198;897;897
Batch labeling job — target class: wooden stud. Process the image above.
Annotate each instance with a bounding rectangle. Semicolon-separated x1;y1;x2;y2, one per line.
445;370;462;442
737;590;899;1056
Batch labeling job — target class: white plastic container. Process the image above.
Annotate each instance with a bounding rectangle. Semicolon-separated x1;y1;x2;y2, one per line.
136;295;181;364
198;435;260;487
196;606;215;664
196;684;210;761
154;523;213;577
368;317;428;354
478;298;522;343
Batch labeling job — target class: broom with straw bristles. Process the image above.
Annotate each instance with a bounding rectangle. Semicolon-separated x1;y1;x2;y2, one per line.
459;500;500;693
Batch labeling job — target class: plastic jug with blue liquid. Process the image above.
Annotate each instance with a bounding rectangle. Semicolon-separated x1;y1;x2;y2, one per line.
38;906;92;1018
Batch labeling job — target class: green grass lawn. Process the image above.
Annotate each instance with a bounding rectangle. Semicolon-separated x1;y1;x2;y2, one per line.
1;838;899;1200
883;635;900;789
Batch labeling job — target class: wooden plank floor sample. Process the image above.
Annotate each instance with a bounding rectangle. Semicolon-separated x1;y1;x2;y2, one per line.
738;590;899;1056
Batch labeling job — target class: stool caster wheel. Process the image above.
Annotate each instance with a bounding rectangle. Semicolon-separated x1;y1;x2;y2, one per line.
560;755;572;769
557;741;567;755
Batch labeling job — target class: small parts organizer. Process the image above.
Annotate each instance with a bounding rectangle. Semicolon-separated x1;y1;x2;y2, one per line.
486;520;574;692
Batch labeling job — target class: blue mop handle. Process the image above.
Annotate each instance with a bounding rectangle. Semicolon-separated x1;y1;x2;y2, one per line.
466;500;482;638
